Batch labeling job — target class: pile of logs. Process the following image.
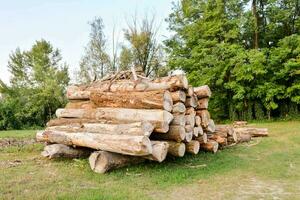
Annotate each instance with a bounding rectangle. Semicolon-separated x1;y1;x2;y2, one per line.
36;71;268;173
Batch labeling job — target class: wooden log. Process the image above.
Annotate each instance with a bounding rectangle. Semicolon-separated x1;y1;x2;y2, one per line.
185;115;195;127
90;90;173;112
185;125;193;133
36;130;152;156
41;144;91;159
227;131;238;144
166;141;186;157
236;133;252;143
196;110;210;128
197;126;204;136
207;134;227;147
171;114;186;126
170;90;186;103
233;121;248;127
55;108;173;133
185;140;200;154
65;101;96;109
67;75;189;99
172;102;186;114
89;151;144;174
215;125;234;136
193;127;199;137
195;132;207;143
46;122;154;137
200;140;218;153
206;119;216;133
186;86;194;97
195;115;201;127
184;131;193;142
185;107;196;116
234;127;268;137
197;98;209;110
194;85;212;98
144;141;169;162
185;95;198;108
151;126;185;142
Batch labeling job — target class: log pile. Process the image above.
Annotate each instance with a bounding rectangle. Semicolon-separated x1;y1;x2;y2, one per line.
36;70;269;173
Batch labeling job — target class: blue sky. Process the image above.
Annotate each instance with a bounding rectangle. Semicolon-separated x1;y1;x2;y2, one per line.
0;0;175;83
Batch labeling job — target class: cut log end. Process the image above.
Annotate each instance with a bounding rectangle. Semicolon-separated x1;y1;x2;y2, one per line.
186;140;200;154
167;141;186;157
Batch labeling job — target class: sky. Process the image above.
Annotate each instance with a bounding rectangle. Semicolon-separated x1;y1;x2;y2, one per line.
0;0;175;84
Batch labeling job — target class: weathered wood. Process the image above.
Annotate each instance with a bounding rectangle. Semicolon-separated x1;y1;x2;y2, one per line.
195;115;201;127
36;130;152;156
186;86;194;97
197;98;209;110
55;108;173;133
151;126;185;142
227;131;238;144
184;131;193;142
185;107;196;116
47;118;115;127
172;102;186;114
46;122;154;137
196;110;210;128
215;125;234;136
236;133;252;143
185;115;195;127
185;125;193;133
185;140;200;154
206;119;216;133
171;114;186;126
144;141;169;162
170;90;186;103
195;132;207;143
193;127;199;137
200;140;218;153
66;101;96;109
90;90;173;112
185;95;198;108
41;144;91;159
196;126;204;136
166;141;186;157
234;127;268;137
233;121;248;127
89;151;144;174
194;85;212;98
207;134;227;147
67;75;189;99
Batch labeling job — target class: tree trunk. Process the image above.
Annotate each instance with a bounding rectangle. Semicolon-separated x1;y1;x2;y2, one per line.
252;0;259;49
185;140;200;154
170;114;186;126
151;125;185;142
197;98;209;110
55;108;173;133
196;110;210;128
194;85;211;98
144;141;169;162
170;90;186;103
67;75;188;99
166;141;186;157
46;122;154;137
200;140;218;153
36;130;152;156
89;151;144;174
234;127;268;137
172;102;186;114
41;144;91;159
90;90;173;112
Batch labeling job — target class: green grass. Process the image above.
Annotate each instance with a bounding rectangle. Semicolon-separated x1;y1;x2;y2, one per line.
1;121;300;200
0;129;37;139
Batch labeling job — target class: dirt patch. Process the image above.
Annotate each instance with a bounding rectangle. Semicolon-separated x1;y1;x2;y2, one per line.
0;138;37;148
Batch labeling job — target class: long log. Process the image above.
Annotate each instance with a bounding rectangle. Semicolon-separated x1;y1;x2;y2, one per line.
197;98;209;110
170;90;186;103
41;144;91;159
196;110;210;128
46;122;154;137
171;114;186;126
185;95;198;108
55;108;173;133
234;127;268;137
233;121;248;127
144;141;169;162
90;90;173;112
67;75;189;99
200;140;218;153
185;140;200;154
36;130;152;156
47;118;115;127
89;151;144;174
172;102;186;114
194;85;212;98
151;126;185;142
66;101;96;109
166;141;186;157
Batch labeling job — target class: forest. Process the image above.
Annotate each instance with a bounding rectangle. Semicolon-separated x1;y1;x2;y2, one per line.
0;0;299;130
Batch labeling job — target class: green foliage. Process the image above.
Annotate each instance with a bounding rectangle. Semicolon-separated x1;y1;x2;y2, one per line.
166;0;300;120
0;40;69;130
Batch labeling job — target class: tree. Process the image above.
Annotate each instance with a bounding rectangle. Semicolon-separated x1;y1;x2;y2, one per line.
0;40;69;129
78;17;111;83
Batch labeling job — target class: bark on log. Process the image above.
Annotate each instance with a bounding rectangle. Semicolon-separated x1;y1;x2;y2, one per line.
185;95;198;108
67;75;189;100
185;140;200;154
46;122;154;137
236;133;252;143
206;119;216;133
36;130;152;156
170;114;186;126
227;131;238;144
194;85;212;98
41;144;91;159
151;126;185;142
184;131;193;143
55;108;173;133
200;140;218;153
215;125;234;136
166;141;186;157
196;110;210;128
185;115;195;127
66;101;96;109
172;102;186;114
234;127;268;137
195;116;201;127
207;134;227;147
170;90;186;103
89;151;144;174
90;90;173;112
197;98;209;110
144;141;169;162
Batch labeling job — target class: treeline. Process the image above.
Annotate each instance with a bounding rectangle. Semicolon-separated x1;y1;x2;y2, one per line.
165;0;300;121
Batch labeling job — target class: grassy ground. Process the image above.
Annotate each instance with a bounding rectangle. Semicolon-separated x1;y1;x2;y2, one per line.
1;121;300;200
